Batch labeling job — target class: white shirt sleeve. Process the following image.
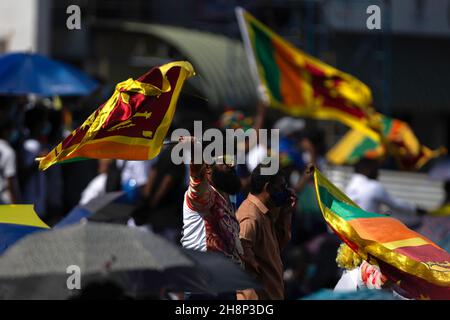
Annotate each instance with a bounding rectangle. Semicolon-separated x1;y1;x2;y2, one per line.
2;147;16;178
79;173;107;205
373;183;416;214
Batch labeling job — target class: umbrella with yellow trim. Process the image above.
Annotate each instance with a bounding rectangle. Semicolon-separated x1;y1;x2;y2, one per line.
0;205;50;255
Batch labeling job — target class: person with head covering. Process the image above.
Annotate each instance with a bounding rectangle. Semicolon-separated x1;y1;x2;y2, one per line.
179;137;243;292
218;102;268;208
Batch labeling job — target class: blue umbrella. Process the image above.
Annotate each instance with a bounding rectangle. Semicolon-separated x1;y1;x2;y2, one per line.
0;52;98;96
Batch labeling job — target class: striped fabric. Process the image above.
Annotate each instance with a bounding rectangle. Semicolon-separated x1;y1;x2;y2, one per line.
238;8;379;141
314;168;450;299
327;114;445;170
38;61;194;170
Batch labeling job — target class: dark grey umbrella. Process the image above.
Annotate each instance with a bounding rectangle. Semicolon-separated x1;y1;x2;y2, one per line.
0;221;258;299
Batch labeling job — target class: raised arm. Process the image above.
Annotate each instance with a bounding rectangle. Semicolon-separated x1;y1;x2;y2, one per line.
179;136;215;213
245;100;269;153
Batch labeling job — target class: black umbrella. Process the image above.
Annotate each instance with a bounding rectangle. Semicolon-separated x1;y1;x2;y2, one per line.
0;221;258;299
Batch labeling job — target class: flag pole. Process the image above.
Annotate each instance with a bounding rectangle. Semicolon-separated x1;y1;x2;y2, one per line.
235;7;269;105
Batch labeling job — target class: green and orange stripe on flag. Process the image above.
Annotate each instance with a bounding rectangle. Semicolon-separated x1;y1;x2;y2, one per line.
327;113;446;170
237;8;379;142
313;168;450;299
38;61;195;170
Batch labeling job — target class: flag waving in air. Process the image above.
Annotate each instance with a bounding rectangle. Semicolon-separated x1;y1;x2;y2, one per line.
38;61;195;170
314;168;450;299
326;113;446;170
236;7;379;141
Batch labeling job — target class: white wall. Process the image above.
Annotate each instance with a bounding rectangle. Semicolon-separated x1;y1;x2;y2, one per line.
0;0;50;53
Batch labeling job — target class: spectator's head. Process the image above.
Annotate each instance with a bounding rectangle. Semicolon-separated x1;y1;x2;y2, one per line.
195;135;242;195
300;127;325;156
25;104;50;139
0;121;15;141
207;155;242;195
355;157;380;180
250;164;289;208
218;109;253;132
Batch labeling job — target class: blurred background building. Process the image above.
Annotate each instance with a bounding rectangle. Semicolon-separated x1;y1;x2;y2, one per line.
0;0;449;207
2;0;449;149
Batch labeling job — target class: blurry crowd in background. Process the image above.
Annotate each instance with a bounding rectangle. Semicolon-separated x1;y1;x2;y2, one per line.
1;88;449;299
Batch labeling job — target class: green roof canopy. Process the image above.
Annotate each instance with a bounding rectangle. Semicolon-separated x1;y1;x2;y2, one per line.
95;21;259;110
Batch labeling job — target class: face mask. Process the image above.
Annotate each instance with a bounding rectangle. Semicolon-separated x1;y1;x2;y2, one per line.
211;167;242;195
269;188;291;207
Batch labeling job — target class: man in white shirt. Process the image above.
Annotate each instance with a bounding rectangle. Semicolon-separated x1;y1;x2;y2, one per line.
0;122;20;204
345;158;419;214
80;159;155;206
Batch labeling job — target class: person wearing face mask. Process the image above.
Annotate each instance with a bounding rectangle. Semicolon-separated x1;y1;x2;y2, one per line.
179;136;244;268
236;164;312;300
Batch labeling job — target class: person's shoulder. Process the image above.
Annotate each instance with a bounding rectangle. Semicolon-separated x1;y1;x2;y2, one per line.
0;139;15;158
367;179;385;193
236;199;261;221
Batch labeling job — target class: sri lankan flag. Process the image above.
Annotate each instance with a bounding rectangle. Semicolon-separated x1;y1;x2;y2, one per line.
236;8;379;141
38;61;194;170
327;113;445;170
314;168;450;299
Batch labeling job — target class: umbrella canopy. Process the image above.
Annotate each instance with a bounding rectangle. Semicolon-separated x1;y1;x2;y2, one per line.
301;288;399;300
429;158;450;181
0;221;257;299
0;52;98;96
55;191;135;228
0;205;49;255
